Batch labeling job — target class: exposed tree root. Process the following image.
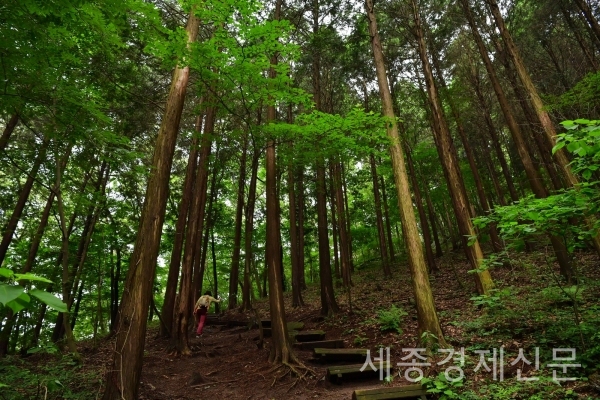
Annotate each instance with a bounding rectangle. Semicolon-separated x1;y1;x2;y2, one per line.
268;359;316;387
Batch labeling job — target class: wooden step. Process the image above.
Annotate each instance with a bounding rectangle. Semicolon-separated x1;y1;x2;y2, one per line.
294;339;344;351
352;384;428;400
292;330;326;342
287;321;304;331
326;361;390;384
313;347;368;362
259;321;303;330
261;324;304;338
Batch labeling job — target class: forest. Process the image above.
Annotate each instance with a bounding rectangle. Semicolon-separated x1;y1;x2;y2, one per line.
0;0;599;398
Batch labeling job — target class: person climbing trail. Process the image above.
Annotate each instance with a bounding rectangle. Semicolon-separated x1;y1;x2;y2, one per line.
194;291;221;336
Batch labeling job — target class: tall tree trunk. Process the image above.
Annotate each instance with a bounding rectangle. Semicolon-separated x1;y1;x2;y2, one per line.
341;163;354;271
463;0;576;280
0;113;19;151
161;113;202;337
485;0;582;190
211;225;218;313
491;39;565;191
242;145;260;311
266;0;296;364
560;6;599;70
467;67;519;202
380;175;395;262
53;162;108;342
365;0;446;346
0;135;50;266
328;163;341;279
316;158;339;315
369;154;390;274
312;0;339;316
430;52;503;252
171;105;214;355
423;181;443;257
288;143;304;308
102;9;199;399
110;247;121;333
413;0;493;295
228;134;248;309
573;0;600;47
405;149;437;273
333;161;353;284
71;277;86;331
55;153;80;360
0;148;71;356
192;106;217;302
297;168;307;290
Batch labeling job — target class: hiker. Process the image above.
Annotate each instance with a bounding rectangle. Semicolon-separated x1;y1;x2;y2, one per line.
194;291;221;336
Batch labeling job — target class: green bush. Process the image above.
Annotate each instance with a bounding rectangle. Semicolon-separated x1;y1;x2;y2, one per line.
376;305;407;334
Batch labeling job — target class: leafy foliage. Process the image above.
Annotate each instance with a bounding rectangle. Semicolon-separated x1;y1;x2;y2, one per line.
376;304;407;334
0;268;66;313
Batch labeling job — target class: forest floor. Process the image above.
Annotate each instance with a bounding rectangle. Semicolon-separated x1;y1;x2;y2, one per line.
2;247;600;399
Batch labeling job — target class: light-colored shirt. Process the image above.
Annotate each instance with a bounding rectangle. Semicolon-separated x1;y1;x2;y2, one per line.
195;295;220;311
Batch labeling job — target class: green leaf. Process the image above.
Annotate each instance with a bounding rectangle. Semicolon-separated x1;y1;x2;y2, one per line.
14;273;53;283
6;292;31;313
29;289;67;312
0;268;13;279
552;141;565;154
0;283;24;306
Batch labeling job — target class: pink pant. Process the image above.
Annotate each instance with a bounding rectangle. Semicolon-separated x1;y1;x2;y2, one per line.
195;306;207;334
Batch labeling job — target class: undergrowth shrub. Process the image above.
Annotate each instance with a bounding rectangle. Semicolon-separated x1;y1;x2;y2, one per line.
376;304;407;334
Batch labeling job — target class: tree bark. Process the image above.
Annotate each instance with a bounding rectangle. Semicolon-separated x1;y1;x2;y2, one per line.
55;151;80;360
192;105;216;302
171;105;214;355
423;180;443;257
380;175;396;262
241;145;260;311
160;113;202;337
430;51;503;252
467;67;519;202
484;0;582;190
0;113;19;151
328;163;341;279
266;0;296;364
102;9;199;399
365;0;446;346
369;154;390;274
53;162;108;342
316;158;339;315
560;6;599;71
464;0;576;280
297;168;307;290
333;161;353;284
573;0;600;48
110;247;121;333
341;163;354;271
413;0;493;295
405;149;437;273
0;135;50;266
228;134;248;309
288;141;304;308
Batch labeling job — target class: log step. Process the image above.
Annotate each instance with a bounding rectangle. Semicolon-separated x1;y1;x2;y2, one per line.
294;339;344;350
326;361;390;384
313;347;368;362
352;384;428;400
261;322;304;338
259;321;303;330
292;330;326;342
